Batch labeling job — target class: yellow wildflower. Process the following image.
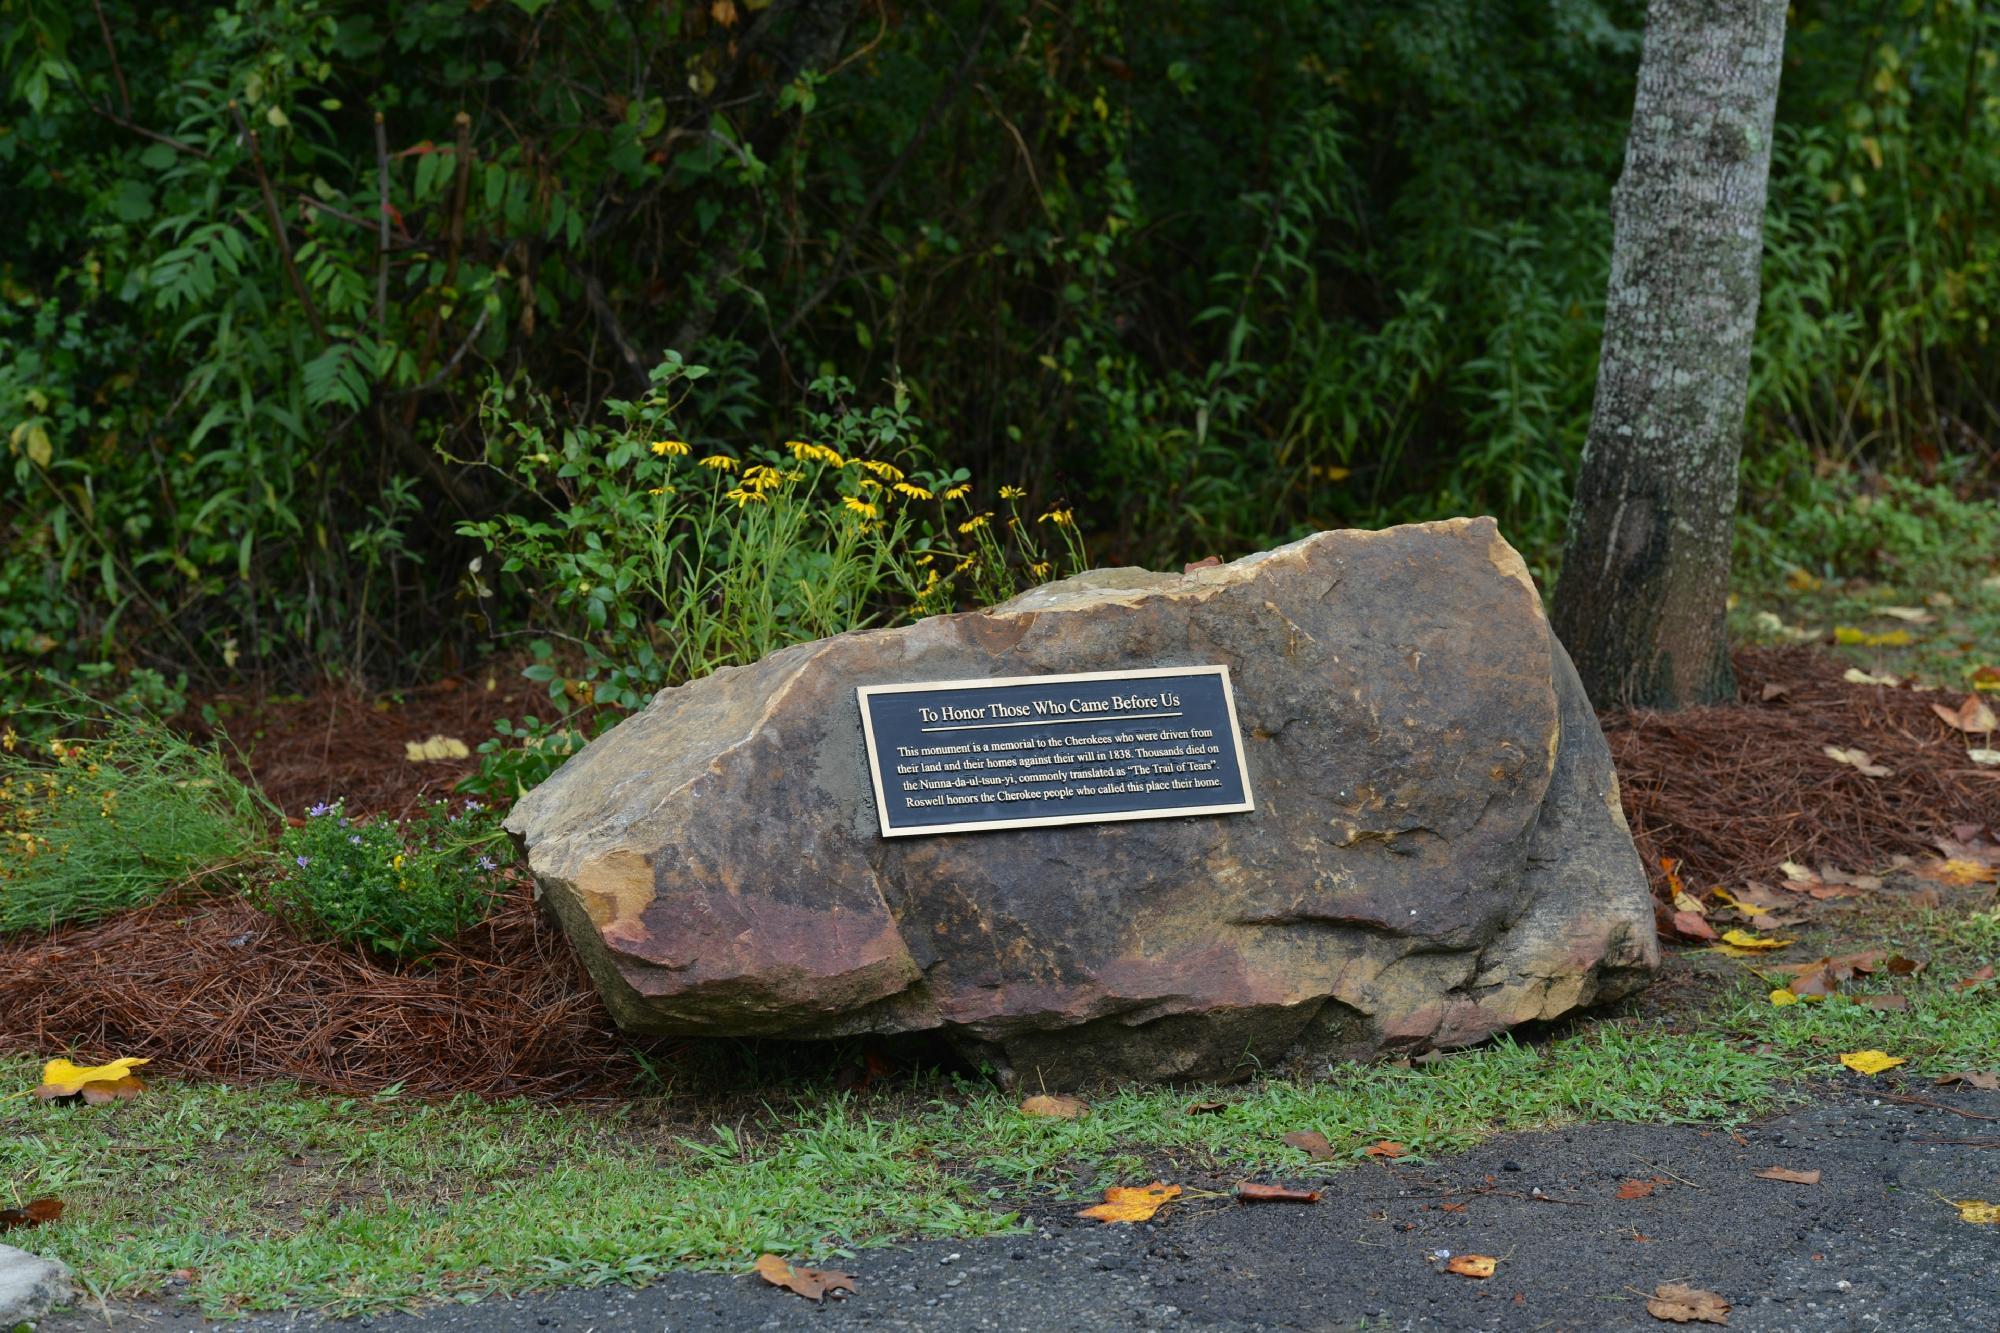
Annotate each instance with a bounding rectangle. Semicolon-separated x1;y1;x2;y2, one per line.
698;454;739;472
893;481;934;501
646;485;673;496
650;439;690;457
999;484;1026;500
943;482;972;501
787;440;844;467
957;512;991;534
724;487;767;507
1030;560;1053;578
1;727;14;752
842;496;879;519
1039;507;1075;527
859;459;906;482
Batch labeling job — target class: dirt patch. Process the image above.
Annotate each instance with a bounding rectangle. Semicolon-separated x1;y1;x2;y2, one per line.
195;672;559;821
1604;645;2000;899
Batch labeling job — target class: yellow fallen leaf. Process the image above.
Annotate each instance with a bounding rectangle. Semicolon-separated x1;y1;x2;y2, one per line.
1880;606;1933;623
1721;929;1792;950
1020;1093;1089;1119
404;735;470;762
1839;1050;1905;1076
1950;1199;2000;1225
1769;989;1799;1007
1077;1181;1181;1224
1444;1254;1497;1278
1842;667;1901;686
1971;749;2000;768
33;1056;150;1099
1822;746;1892;777
1673;891;1707;915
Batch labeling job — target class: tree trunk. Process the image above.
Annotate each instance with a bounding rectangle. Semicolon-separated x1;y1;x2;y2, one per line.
1550;0;1787;709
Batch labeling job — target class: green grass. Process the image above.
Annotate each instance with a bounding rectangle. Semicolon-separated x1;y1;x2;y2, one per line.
2;1023;1784;1317
0;707;272;933
13;901;1994;1317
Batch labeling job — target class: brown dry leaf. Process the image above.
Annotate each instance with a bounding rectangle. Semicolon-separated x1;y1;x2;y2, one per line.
1616;1178;1661;1200
1283;1130;1337;1161
78;1075;146;1104
0;1198;62;1232
1822;745;1892;777
1362;1140;1407;1159
1853;995;1909;1012
1885;954;1922;975
1759;682;1791;702
1934;1071;2000;1091
1957;965;1995;991
752;1253;855;1302
1672;910;1718;942
1933;694;1999;734
1235;1181;1320;1204
1020;1093;1089;1120
710;0;740;27
1444;1254;1497;1278
1647;1282;1732;1324
1753;1166;1821;1185
1185;1100;1228;1116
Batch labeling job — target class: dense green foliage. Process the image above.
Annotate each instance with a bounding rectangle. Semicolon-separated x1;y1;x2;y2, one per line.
3;0;1996;695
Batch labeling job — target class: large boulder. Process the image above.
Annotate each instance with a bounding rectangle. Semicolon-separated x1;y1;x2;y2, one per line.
507;519;1658;1085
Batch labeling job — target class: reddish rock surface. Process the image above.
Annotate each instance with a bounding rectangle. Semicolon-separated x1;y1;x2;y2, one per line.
507;519;1658;1085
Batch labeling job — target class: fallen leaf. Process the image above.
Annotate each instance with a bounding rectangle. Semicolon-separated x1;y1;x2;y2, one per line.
1720;928;1792;951
1843;668;1901;687
1784;568;1821;592
79;1076;146;1104
404;735;470;762
1673;890;1708;916
33;1056;150;1101
1769;989;1800;1007
1885;954;1922;975
1852;995;1909;1012
1077;1181;1180;1224
1444;1254;1497;1278
1753;1166;1821;1185
1759;682;1791;702
752;1253;855;1302
1362;1140;1407;1159
1957;965;1995;990
1019;1094;1089;1120
1880;606;1935;624
1839;1050;1905;1077
1616;1178;1661;1200
1933;695;1999;734
1184;1099;1228;1116
1235;1181;1320;1204
1973;664;2000;691
1822;746;1892;777
1283;1130;1336;1161
1834;625;1912;647
0;1198;62;1231
1934;1071;2000;1091
1672;910;1718;942
1970;749;2000;767
1948;1199;2000;1225
1647;1282;1731;1324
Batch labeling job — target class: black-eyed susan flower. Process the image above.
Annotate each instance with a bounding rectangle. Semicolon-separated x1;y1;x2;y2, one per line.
957;512;991;534
842;496;879;519
650;439;691;457
1038;507;1075;526
698;454;738;472
724;487;767;507
999;484;1025;499
893;481;933;500
788;440;844;467
942;482;972;501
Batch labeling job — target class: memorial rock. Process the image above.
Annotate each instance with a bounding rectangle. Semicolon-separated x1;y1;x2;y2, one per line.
506;518;1658;1086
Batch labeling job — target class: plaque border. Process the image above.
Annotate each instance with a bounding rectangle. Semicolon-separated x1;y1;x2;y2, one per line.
857;665;1256;838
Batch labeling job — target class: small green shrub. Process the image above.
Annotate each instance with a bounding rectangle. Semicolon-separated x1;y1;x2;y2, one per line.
258;799;507;960
1738;467;2000;587
0;708;271;934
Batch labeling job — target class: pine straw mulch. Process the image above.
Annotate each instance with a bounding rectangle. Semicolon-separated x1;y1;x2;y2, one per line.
1;646;1993;1100
1604;645;2000;895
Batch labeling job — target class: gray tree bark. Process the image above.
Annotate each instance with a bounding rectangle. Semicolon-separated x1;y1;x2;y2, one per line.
1551;0;1787;709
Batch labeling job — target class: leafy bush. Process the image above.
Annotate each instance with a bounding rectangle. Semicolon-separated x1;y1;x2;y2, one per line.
0;707;271;933
259;799;505;960
458;356;1086;793
1;0;1994;687
1739;471;2000;588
